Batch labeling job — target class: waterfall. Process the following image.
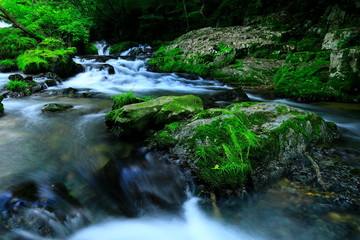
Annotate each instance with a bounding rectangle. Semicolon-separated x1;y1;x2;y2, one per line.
94;41;110;56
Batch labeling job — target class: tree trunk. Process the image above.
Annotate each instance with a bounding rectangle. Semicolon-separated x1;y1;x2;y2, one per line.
0;5;42;41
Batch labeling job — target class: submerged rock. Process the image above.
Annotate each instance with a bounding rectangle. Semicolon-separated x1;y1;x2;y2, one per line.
42;103;74;112
105;95;203;138
149;102;338;195
0;181;87;238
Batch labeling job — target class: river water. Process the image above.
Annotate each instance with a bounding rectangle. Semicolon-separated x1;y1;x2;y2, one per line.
0;43;359;240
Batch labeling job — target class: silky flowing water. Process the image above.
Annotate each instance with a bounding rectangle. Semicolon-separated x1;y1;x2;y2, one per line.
0;44;359;240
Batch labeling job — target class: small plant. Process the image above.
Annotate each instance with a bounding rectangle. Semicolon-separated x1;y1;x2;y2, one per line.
111;91;143;110
5;80;27;92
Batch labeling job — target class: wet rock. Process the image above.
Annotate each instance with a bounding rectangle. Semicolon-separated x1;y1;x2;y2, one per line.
80;55;118;62
322;28;359;50
8;74;24;81
98;64;115;74
92;153;188;217
44;79;58;87
0;65;18;73
329;48;360;96
37;87;79;97
150;102;338;195
42;103;74;112
106;95;203;138
210;88;250;102
0;181;87;238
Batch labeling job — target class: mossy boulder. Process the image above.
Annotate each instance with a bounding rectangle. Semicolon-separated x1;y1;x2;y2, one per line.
149;26;289;86
42;103;74;112
150;102;338;194
322;28;360;50
105;95;203;138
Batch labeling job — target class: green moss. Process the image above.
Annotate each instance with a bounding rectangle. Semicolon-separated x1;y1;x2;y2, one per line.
296;37;322;51
192;116;258;189
274;51;335;100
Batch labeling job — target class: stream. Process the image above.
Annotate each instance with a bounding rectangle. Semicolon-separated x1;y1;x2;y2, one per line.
0;43;359;240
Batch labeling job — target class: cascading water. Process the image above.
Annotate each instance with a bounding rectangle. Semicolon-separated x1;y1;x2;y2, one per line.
94;41;110;56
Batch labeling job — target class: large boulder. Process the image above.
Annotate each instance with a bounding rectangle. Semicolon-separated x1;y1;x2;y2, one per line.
150;102;338;194
149;25;289;87
105;95;203;137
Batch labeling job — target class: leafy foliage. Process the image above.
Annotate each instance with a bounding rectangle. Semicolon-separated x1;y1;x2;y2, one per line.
0;0;92;45
5;80;27;92
111;91;144;110
0;28;37;60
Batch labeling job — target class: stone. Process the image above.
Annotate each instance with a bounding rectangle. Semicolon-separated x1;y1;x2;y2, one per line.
150;102;338;193
8;74;24;81
42;103;74;112
329;48;360;95
105;95;203;138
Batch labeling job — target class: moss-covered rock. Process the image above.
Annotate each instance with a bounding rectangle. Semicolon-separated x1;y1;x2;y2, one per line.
105;95;203;138
322;28;360;50
42;103;74;112
329;48;360;96
149;26;289;86
150;102;338;194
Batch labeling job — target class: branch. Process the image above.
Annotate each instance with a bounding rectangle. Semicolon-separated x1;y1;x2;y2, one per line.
0;5;42;41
